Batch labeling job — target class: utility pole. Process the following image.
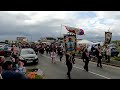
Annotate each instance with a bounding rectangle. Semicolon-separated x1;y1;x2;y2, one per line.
60;24;62;38
108;27;110;32
31;34;32;42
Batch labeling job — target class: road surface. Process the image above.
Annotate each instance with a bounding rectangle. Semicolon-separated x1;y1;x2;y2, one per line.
24;53;120;79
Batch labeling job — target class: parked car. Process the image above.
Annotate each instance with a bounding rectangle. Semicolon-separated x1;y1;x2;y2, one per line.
19;48;38;65
110;47;119;57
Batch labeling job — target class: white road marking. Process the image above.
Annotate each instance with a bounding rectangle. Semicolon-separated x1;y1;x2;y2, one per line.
54;55;120;70
73;66;111;79
42;55;111;79
75;58;120;70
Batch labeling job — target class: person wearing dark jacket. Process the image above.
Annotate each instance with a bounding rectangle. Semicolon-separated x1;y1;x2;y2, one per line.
0;57;5;79
11;47;18;61
2;61;27;79
72;53;75;64
11;57;19;71
38;44;42;54
57;46;60;55
83;49;89;72
34;45;38;55
59;48;63;62
96;44;102;68
66;54;73;79
82;47;86;62
46;45;49;54
91;45;96;56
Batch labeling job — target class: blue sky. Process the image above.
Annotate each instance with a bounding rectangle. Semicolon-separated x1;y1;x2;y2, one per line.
0;11;119;41
76;12;97;18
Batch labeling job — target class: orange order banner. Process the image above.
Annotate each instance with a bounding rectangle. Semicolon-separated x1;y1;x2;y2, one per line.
64;34;76;55
105;32;112;44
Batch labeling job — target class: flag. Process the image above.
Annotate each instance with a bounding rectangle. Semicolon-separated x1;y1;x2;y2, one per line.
65;26;84;35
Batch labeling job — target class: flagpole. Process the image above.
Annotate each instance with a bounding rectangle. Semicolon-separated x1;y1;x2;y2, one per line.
60;24;62;38
108;27;110;32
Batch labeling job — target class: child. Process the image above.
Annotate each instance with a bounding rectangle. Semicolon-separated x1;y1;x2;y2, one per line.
17;61;26;74
51;49;56;63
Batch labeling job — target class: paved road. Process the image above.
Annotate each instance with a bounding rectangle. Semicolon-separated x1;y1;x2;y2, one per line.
24;52;120;79
5;51;120;79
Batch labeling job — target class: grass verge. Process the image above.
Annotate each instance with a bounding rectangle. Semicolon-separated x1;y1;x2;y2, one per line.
112;56;120;61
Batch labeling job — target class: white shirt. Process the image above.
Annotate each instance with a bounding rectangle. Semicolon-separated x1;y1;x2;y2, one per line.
106;48;111;56
51;52;56;57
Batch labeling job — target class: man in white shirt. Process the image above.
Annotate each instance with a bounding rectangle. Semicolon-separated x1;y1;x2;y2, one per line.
106;46;111;63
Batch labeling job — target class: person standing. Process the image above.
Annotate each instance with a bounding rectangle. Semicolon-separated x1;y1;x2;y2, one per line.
17;61;26;74
91;45;96;57
72;53;75;64
41;44;45;55
66;54;73;79
51;49;56;63
59;48;63;62
34;45;37;55
38;44;42;55
82;46;86;62
96;44;102;68
106;46;111;63
46;45;49;54
103;46;107;62
48;45;51;55
57;45;60;56
0;56;5;79
11;57;19;71
2;61;27;79
83;49;89;72
11;45;18;61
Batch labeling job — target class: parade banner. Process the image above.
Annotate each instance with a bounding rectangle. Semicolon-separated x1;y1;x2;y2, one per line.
65;26;84;35
105;32;112;44
64;33;76;55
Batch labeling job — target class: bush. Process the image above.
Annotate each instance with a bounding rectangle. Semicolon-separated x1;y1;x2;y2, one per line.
117;46;120;52
112;57;120;61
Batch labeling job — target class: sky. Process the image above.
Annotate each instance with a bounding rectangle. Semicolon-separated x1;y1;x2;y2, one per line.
0;11;120;42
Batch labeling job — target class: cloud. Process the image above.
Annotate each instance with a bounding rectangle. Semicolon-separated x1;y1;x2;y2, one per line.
0;11;119;41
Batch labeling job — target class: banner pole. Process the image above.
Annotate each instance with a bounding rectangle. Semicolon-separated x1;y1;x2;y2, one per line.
60;24;62;38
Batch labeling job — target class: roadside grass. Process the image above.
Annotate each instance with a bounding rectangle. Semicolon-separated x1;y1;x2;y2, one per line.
111;46;120;61
111;56;120;61
76;46;120;62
